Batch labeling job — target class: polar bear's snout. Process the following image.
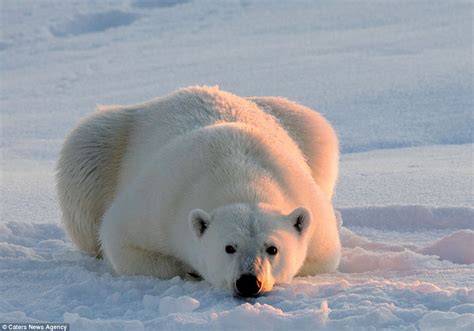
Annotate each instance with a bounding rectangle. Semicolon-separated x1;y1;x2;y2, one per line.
235;273;262;297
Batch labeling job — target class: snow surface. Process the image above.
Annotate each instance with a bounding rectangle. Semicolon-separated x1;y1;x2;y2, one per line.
1;0;473;330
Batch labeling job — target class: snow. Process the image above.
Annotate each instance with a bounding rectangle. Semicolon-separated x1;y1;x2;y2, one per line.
1;0;472;330
157;296;200;316
336;144;473;208
419;230;474;265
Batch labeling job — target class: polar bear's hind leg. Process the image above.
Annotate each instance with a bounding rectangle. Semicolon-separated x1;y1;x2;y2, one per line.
56;108;133;256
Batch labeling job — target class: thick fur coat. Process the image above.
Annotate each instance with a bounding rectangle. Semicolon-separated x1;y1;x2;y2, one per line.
57;86;341;295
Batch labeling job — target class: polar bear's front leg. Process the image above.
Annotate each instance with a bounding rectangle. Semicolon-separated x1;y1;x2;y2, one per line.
99;212;192;279
109;244;189;279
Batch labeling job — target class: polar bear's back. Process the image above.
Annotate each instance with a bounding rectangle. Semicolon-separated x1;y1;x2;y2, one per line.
116;86;291;190
118;86;337;195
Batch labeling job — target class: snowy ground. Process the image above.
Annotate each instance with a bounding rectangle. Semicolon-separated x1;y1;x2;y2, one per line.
1;1;473;330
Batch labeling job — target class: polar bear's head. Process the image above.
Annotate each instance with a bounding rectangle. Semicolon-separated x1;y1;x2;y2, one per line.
188;203;312;297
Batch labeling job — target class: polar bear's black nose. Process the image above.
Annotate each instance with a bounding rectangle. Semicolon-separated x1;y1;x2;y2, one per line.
236;274;262;297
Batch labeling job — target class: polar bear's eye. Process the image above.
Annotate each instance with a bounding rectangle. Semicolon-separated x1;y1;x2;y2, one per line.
225;245;236;254
266;246;278;256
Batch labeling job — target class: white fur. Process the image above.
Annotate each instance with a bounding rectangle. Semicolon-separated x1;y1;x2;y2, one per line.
57;86;341;294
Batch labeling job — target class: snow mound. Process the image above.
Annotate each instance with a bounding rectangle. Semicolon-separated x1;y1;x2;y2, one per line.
340;206;474;230
132;0;191;9
340;247;438;273
64;312;144;331
419;230;474;265
340;224;474;272
50;11;138;37
157;296;200;316
418;311;474;331
148;302;330;330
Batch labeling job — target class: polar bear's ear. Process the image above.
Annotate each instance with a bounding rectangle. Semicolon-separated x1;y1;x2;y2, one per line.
288;207;311;235
189;209;211;238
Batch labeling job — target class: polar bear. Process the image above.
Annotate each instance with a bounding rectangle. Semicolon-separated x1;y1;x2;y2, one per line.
57;86;341;296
